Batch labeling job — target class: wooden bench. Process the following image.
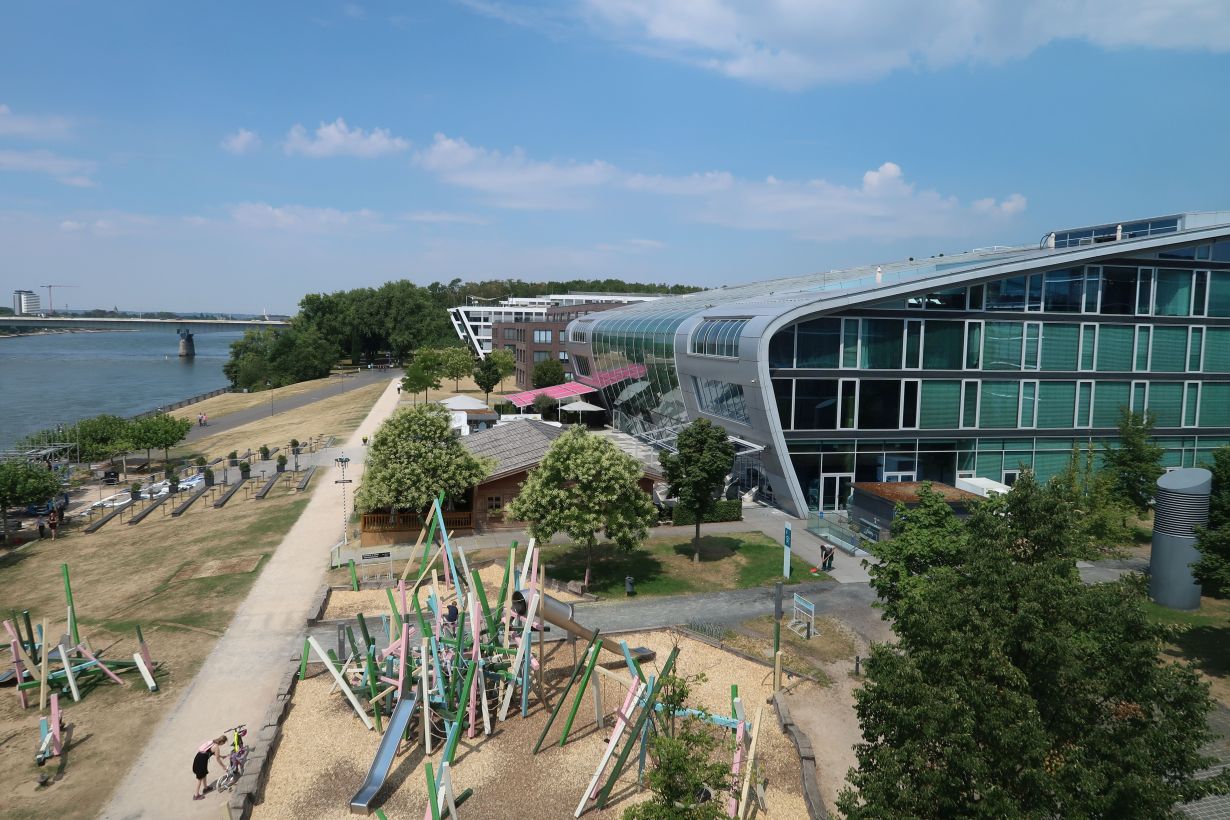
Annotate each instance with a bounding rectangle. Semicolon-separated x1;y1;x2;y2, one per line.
83;500;136;534
206;457;224;467
171;484;210;517
128;493;173;525
212;479;250;509
254;473;280;500
295;465;317;492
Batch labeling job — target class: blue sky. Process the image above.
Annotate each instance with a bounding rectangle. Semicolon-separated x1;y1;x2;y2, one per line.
2;1;1229;313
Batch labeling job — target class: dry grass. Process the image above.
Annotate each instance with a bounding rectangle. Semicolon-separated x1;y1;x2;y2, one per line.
722;615;859;683
169;375;357;423
0;382;386;820
255;630;811;819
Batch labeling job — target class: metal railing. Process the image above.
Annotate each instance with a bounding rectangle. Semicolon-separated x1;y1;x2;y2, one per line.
131;386;233;419
805;513;865;554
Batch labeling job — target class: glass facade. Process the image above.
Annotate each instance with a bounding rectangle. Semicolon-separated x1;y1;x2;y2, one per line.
689;318;749;358
693;377;751;425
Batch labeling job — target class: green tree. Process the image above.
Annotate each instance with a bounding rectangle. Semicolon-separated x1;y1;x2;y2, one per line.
1050;446;1134;557
0;461;62;544
472;356;502;404
487;348;516;392
355;404;491;516
223;325;336;391
415;348;448;388
441;347;474;391
1102;408;1165;516
1194;445;1230;595
839;475;1229;818
532;393;556;420
400;364;440;405
508;426;656;589
137;413;193;464
623;671;732;820
658;419;734;564
532;357;565;389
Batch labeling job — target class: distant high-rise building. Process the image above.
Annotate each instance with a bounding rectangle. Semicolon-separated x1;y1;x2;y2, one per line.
12;289;40;315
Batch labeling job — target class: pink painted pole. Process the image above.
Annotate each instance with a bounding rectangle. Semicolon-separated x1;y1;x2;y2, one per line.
397;623;409;701
9;640;28;708
727;721;746;816
589;683;643;800
50;693;62;756
76;645;125;686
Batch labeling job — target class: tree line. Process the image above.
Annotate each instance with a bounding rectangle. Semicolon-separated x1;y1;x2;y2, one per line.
223;277;696;392
19;412;192;464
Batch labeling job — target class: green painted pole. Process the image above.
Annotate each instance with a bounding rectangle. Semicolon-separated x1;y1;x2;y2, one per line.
559;640;603;747
425;762;442;820
594;647;680;808
471;569;497;636
348;559;360;591
356;613;374;649
365;649;383;733
61;564;80;648
21;610;37;662
385;588;404;635
493;544;514;618
298;639;311;680
533;631;600;753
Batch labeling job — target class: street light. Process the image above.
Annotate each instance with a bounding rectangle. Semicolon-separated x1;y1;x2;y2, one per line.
334;454;352;545
266;379;274;416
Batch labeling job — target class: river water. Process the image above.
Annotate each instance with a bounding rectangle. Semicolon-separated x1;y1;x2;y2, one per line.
0;330;243;448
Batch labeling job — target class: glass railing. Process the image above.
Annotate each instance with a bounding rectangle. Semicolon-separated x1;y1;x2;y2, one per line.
805;513;866;554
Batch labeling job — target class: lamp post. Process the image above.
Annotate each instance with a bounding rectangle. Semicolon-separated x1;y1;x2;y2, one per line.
335;455;352;545
266;379;274;416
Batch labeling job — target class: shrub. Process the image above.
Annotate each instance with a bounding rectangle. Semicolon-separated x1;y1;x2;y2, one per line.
290;438;300;449
227;450;238;461
130;481;142;499
259;445;270;460
671;499;742;526
194;456;207;466
203;467;215;485
277;454;287;468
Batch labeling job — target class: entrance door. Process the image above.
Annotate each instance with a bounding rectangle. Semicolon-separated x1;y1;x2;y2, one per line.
822;474;855;511
884;472;916;483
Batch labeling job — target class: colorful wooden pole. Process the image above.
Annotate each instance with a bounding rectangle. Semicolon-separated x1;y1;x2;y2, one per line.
62;564;80;648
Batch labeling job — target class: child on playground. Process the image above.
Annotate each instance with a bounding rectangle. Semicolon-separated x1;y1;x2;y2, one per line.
192;736;227;800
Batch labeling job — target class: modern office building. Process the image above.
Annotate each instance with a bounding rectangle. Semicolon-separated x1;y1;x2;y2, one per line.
566;212;1230;518
12;289;40;315
492;301;627;389
449;293;660;358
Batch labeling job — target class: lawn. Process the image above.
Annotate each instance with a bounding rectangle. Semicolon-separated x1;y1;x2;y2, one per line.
1146;596;1230;706
541;531;819;598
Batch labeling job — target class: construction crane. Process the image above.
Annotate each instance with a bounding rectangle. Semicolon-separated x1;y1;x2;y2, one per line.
41;284;78;314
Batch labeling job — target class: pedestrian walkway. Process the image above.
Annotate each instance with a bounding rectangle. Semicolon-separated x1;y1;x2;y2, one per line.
100;377;402;820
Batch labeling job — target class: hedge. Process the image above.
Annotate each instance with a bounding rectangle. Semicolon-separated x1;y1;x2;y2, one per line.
671;499;743;526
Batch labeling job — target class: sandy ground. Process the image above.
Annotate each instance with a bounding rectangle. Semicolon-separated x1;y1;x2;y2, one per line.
98;377;403;820
255;630;812;819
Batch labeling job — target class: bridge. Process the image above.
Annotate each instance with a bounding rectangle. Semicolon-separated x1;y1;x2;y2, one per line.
0;315;289;356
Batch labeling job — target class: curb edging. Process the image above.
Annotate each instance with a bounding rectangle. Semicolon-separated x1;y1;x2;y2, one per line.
773;691;827;819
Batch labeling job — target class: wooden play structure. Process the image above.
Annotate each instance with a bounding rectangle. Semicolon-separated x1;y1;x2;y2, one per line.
302;498;772;818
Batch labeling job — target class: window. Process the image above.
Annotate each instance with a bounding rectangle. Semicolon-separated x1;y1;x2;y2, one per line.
1079;324;1097;371
487;496;504;515
503;328;518;339
1134;326;1152;371
1043;268;1084;312
965;321;982;369
1093;382;1130;427
961;380;979;428
1027;275;1043;311
533;329;552;344
533;350;550;363
573;355;592;376
1131;381;1148;413
1100;267;1137;315
689;318;748;358
1076;381;1094;427
842;319;860;368
1038;381;1076;428
901;380;920;429
769;326;795;368
1151;326;1187;372
980;380;1020;428
796;318;841;367
1201;383;1230;426
839;379;858;428
1189;327;1204;372
569;325;589;343
858;380;901;429
1148;382;1183;427
986;276;1027;311
1209;272;1230;317
773;379;794;429
1083;267;1101;312
908;287;966;310
1155;269;1193;316
968;284;985;311
559;351;569;361
1183;382;1200;427
1193;271;1209;317
1096;325;1133;371
922;320;963;369
1023;323;1041;370
693;377;751;425
904;320;923;368
983;322;1022;370
1207;328;1230;372
793;379;837;430
1136;269;1154;315
1019;380;1038;428
860;319;903;369
1041;323;1078;370
920;380;960;428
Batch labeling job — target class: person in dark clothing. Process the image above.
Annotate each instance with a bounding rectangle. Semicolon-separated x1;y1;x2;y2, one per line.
192;736;227;799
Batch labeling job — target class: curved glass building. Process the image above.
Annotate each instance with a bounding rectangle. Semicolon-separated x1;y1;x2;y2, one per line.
566;212;1230;517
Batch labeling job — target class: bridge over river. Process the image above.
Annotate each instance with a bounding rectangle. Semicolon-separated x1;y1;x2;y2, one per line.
0;316;287;356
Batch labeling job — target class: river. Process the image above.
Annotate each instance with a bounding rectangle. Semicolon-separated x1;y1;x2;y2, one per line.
0;330;243;449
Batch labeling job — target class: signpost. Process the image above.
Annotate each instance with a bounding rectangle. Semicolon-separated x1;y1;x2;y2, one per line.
783;523;792;579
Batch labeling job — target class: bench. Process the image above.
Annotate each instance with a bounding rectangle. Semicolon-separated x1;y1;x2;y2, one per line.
295;465;317;492
206;457;224;467
83;500;136;534
254;473;280;500
128;493;173;525
212;478;250;509
171;484;210;517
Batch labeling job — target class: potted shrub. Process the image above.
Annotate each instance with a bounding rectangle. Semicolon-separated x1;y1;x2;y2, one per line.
259;445;270;460
130;481;142;500
194;456;207;467
290;438;300;455
239;461;251;479
228;450;239;467
276;454;287;473
203;467;215;487
168;469;180;494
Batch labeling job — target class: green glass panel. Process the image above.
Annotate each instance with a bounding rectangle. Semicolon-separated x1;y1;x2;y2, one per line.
1033;450;1074;483
1209;272;1230;317
795;318;840;368
1189;328;1204;371
1037;382;1076;428
1155;269;1193;316
979;380;1019;428
1093;382;1130;427
922;321;963;369
962;382;979;427
983;322;1022;370
1201;384;1230;427
1020;381;1037;426
860;319;904;369
1024;324;1040;370
1148;382;1183;427
1132;382;1147;413
965;323;981;369
905;322;922;368
1040;323;1078;371
1207;329;1230;372
842;321;860;368
1185;384;1199;427
1080;325;1096;370
1150;326;1187;372
1077;382;1092;426
976;450;1003;478
920;380;960;429
1095;325;1134;371
1135;327;1151;370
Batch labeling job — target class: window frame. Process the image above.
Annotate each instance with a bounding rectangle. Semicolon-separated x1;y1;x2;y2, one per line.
1075;380;1094;428
1134;325;1152;372
838;378;859;429
1079;323;1098;372
960;379;980;429
1019;379;1039;429
900;378;921;430
1183;381;1201;428
964;320;983;370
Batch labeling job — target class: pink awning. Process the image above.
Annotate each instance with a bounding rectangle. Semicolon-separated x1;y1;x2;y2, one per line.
505;382;598;409
577;363;647;389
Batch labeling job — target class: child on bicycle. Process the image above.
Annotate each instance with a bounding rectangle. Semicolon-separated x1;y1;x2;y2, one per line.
192;736;227;800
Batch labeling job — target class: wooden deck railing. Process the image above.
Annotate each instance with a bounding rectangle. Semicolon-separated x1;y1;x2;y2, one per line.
361;510;473;532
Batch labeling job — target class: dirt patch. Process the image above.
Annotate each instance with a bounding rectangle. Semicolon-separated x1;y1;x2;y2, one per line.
255;630;812;819
173;555;264;581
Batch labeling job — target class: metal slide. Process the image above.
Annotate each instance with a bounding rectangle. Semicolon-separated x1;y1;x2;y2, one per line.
512;591;653;661
348;693;419;815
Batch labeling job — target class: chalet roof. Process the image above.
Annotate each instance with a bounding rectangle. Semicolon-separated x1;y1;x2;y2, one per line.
461;419;564;481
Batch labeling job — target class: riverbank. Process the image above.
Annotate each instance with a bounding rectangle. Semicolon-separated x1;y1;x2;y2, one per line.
0;328;129;339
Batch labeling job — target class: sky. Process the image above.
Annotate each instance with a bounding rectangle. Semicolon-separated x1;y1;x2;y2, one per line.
2;1;1229;314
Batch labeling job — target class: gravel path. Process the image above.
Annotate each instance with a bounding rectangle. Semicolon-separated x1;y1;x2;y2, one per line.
100;376;403;820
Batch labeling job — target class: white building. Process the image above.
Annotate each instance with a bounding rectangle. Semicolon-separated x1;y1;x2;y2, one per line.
12;289;40;315
449;293;660;357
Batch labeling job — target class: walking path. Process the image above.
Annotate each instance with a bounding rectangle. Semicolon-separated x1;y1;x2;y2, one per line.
101;377;402;820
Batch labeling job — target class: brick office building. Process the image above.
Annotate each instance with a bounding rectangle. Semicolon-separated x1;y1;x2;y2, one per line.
492;301;627;390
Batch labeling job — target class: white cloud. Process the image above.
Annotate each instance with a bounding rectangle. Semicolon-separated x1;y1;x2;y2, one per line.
56;212;156;237
0;103;73;139
230;202;384;231
0;148;95;186
415;134;1025;240
283;118;409;158
579;0;1230;88
414;133;618;209
221;128;261;155
401;210;488;225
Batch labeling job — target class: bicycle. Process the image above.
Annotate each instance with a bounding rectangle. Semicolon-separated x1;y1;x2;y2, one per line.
210;725;251;793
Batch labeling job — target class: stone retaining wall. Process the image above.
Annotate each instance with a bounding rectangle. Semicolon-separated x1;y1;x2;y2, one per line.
223;654;302;819
773;692;827;819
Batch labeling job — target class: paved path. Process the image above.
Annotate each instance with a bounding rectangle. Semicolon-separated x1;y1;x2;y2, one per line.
101;377;402;820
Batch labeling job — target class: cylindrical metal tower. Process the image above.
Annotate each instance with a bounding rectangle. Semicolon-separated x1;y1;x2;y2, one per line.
1149;468;1210;610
